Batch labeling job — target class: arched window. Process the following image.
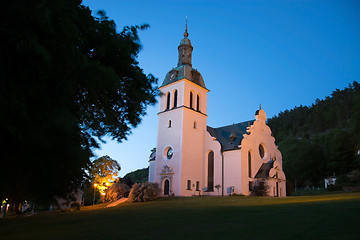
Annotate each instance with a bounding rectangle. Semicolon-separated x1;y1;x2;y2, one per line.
168;120;172;128
166;92;171;110
190;92;193;109
173;90;178;108
207;151;214;191
248;151;252;178
196;94;200;111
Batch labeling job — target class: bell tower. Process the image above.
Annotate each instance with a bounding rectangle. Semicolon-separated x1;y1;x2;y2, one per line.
149;23;209;196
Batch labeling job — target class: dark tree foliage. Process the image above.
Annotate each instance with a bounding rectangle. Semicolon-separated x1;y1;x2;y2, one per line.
278;138;326;189
0;0;157;211
268;82;360;188
122;167;149;187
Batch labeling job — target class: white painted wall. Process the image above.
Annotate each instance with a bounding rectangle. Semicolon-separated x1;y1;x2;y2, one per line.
203;131;222;196
153;82;286;197
240;109;286;196
223;150;242;194
155;79;209;196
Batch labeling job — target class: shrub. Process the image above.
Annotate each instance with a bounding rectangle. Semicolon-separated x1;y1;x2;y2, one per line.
250;180;269;196
286;180;294;196
334;174;351;189
70;202;81;211
348;169;360;185
128;182;160;203
105;182;129;202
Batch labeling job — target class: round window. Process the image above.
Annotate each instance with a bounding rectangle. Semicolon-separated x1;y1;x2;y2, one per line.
259;144;265;159
167;147;173;160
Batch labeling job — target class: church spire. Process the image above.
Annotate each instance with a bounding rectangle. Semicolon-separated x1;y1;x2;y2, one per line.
184;16;189;38
178;17;193;66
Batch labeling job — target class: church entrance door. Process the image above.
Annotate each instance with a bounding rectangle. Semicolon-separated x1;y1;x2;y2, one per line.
164;179;170;195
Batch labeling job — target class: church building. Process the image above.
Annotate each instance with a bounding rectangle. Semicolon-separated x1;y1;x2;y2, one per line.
148;26;286;197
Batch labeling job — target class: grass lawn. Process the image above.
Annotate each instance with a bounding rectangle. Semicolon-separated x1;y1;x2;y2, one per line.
1;193;360;240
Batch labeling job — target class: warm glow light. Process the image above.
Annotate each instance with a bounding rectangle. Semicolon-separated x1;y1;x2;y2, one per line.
94;183;98;187
101;192;105;196
106;182;110;186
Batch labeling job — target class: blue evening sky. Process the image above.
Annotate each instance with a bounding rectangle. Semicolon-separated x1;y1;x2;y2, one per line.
83;0;360;176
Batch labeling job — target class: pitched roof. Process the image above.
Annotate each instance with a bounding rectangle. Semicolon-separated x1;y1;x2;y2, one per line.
207;120;254;151
161;65;206;89
254;160;274;178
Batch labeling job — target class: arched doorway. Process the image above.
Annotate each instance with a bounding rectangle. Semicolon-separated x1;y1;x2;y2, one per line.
164;179;170;195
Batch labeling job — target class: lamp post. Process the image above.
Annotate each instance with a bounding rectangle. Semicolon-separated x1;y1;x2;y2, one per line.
101;192;105;203
93;183;98;205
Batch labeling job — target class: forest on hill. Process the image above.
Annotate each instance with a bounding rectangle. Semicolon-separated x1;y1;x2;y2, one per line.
268;81;360;190
122;168;149;186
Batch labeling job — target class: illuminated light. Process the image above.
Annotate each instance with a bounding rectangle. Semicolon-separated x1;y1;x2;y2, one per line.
101;192;105;196
94;183;98;187
106;182;110;186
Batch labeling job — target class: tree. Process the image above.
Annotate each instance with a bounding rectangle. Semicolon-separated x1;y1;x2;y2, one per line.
90;156;121;195
122;168;149;187
0;0;157;211
324;129;358;175
105;181;129;202
279;138;326;189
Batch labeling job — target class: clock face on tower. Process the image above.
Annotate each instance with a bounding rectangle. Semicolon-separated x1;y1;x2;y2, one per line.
170;73;176;81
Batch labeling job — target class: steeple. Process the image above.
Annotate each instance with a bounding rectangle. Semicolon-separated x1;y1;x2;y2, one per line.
160;19;206;89
177;18;193;66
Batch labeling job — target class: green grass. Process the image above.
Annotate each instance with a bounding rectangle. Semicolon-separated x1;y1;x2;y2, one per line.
1;193;360;240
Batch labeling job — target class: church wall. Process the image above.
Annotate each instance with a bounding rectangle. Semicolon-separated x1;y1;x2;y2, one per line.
178;81;208;196
223;150;242;195
203;131;222;196
240;113;286;196
154;106;183;195
159;81;185;111
155;81;186;196
182;80;208;114
267;179;286;197
152;30;286;198
148;160;156;182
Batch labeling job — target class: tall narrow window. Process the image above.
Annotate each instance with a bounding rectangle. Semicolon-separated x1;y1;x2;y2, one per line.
248;151;252;178
193;121;197;129
173;90;178;108
168;120;172;128
190;92;193;109
196;94;200;111
207;151;214;191
166;92;171;110
187;180;191;190
196;181;200;191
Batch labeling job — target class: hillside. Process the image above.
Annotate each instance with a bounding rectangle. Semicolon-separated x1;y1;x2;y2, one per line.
122;167;149;186
268;81;360;189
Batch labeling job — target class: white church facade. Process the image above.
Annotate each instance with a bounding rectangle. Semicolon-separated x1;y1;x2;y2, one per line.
148;26;286;197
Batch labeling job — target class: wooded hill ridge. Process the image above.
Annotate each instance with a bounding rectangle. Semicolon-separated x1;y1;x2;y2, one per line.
268;81;360;190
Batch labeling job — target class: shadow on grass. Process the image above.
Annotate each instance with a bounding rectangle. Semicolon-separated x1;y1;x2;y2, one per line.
1;193;360;240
